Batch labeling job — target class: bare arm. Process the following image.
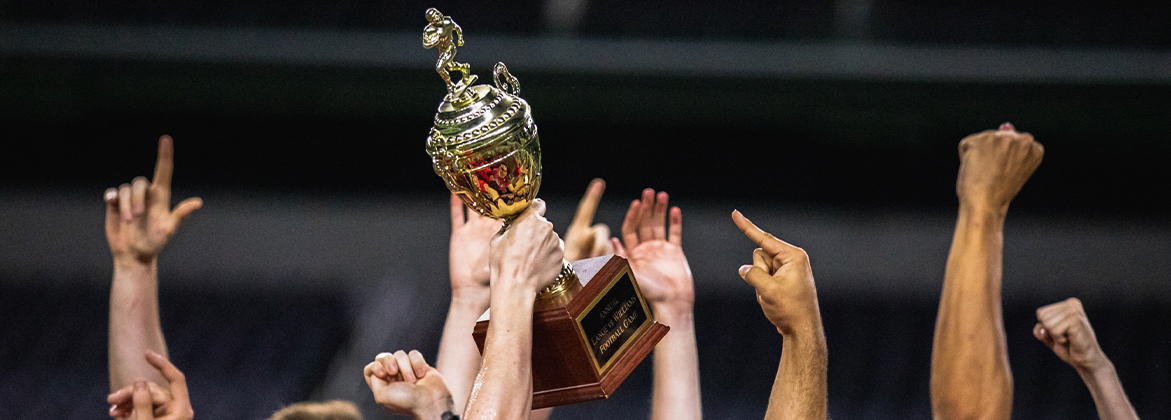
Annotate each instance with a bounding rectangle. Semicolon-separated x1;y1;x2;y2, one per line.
106;136;202;392
612;188;701;420
1033;299;1139;420
931;123;1043;420
464;200;564;420
732;211;827;420
436;194;498;413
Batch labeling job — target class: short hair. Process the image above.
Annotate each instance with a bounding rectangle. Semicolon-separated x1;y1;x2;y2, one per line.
266;400;362;420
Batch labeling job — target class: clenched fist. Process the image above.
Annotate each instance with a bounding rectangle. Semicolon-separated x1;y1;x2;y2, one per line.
956;123;1044;214
364;350;454;419
732;211;821;336
1033;298;1109;373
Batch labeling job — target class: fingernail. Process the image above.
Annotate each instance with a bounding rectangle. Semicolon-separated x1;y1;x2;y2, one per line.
105;190;117;201
738;265;751;276
1000;122;1014;131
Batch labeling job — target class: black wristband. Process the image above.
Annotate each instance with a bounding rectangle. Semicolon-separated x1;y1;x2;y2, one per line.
440;411;460;420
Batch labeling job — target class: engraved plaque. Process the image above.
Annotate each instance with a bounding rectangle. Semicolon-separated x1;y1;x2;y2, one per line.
577;270;650;372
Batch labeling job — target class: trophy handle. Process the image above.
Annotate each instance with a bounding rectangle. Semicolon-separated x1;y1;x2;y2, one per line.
493;62;521;96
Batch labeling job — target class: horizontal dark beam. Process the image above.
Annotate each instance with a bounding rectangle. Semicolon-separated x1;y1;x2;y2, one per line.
4;23;1171;83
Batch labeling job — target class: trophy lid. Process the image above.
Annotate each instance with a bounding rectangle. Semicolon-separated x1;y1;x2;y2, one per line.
426;68;533;162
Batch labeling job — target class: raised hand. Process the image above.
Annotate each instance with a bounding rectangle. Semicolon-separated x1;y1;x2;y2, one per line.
489;199;565;295
364;350;455;419
563;178;614;262
732;211;820;336
108;379;170;419
449;193;502;302
612;188;693;320
1033;298;1109;373
104;136;202;264
956;122;1044;214
107;351;192;420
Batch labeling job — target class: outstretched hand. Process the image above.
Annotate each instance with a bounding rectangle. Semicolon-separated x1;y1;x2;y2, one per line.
364;350;455;419
107;351;192;420
104;136;202;264
612;188;693;320
1033;298;1110;373
732;211;821;336
449;194;502;302
564;178;614;262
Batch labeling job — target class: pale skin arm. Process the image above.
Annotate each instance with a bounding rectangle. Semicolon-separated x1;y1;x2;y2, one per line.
930;123;1043;420
1033;298;1139;420
463;200;564;420
105;136;202;418
436;194;499;414
611;188;700;420
733;211;827;420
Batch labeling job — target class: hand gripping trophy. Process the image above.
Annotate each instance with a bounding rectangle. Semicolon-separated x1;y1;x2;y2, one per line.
421;9;668;409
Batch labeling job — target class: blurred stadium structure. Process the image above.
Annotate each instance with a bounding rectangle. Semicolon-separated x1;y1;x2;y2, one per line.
1;1;1169;419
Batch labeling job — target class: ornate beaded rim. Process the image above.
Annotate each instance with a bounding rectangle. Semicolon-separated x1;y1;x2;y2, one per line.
428;102;523;145
434;93;503;127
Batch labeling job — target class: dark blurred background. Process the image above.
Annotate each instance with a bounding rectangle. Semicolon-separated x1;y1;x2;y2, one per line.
1;1;1169;419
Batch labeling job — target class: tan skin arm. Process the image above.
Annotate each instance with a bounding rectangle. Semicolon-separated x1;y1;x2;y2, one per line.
105;136;202;418
612;188;701;420
1033;299;1139;420
733;211;827;420
463;200;564;420
930;123;1043;420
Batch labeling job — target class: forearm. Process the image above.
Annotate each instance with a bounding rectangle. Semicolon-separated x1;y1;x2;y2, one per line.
108;258;168;390
765;319;827;420
436;294;491;413
931;206;1011;419
464;290;534;420
652;309;702;420
1078;362;1140;420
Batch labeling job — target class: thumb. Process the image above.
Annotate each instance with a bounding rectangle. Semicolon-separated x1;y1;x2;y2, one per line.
530;198;547;217
739;265;772;290
610;237;627;258
1033;323;1056;349
132;380;154;420
170;197;203;227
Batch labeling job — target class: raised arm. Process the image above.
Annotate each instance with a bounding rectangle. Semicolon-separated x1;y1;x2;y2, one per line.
930;123;1043;420
106;136;202;390
436;194;500;413
1034;299;1139;420
463;200;564;420
732;211;827;420
611;188;700;420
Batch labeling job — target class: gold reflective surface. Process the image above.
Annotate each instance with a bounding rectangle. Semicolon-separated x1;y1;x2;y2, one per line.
423;9;573;296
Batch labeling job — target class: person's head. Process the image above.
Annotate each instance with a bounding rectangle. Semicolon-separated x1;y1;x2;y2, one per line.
425;8;443;24
266;400;362;420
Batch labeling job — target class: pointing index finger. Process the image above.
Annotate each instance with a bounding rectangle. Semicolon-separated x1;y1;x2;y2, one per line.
571;178;605;228
732;210;793;257
153;135;175;190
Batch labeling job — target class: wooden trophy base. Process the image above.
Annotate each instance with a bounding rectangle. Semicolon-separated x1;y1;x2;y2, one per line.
472;255;669;409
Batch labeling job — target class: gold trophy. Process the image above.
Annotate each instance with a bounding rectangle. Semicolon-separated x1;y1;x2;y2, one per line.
422;8;668;409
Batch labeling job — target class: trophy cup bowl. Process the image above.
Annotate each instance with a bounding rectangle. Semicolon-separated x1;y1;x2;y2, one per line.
427;83;542;223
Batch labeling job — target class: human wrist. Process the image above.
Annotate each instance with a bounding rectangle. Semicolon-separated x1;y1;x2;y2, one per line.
651;303;693;327
1075;354;1115;381
113;255;157;276
410;395;455;420
959;200;1008;222
450;288;491;311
